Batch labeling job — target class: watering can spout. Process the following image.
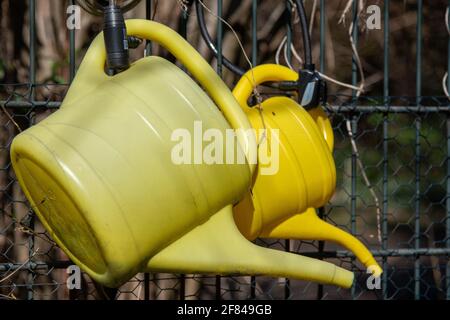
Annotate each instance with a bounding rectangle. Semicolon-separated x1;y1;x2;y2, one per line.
261;208;382;277
146;205;354;288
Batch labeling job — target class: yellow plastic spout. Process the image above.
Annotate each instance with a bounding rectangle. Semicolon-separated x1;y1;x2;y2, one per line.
232;64;382;276
261;208;382;277
147;205;354;288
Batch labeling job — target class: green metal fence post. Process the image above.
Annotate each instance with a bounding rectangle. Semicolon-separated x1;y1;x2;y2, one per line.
69;0;76;82
284;0;293;300
317;0;326;300
350;0;359;300
145;0;152;56
250;0;258;300
215;0;223;300
446;0;450;302
27;0;37;301
415;0;423;301
382;0;390;300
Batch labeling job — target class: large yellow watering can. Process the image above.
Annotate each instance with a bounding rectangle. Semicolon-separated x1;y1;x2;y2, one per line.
11;20;354;288
232;64;382;277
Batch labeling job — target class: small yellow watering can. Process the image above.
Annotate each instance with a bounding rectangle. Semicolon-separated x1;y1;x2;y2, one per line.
11;20;354;288
232;64;382;277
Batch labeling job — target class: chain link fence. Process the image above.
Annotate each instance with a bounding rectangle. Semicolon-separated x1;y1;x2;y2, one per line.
0;0;449;300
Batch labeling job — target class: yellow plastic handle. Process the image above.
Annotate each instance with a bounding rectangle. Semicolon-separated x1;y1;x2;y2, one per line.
232;64;334;151
66;19;256;175
232;64;298;109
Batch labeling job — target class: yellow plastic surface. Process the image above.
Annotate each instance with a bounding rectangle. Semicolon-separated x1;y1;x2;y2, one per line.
233;96;336;236
262;208;380;276
232;64;382;277
148;205;353;288
11;21;354;288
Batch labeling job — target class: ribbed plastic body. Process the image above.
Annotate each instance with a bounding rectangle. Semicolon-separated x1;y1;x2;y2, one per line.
11;56;251;287
11;21;355;288
232;64;336;239
232;64;382;277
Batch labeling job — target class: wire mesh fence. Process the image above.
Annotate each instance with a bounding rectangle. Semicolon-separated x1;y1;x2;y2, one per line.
0;0;449;300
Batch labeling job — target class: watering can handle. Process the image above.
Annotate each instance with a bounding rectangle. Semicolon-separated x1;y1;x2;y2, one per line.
66;19;257;175
232;64;298;109
232;64;334;151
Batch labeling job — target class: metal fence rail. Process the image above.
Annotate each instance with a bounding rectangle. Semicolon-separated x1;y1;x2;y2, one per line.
0;0;449;300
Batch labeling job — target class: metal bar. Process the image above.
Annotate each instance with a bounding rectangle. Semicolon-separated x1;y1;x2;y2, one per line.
319;0;325;73
27;0;36;301
306;248;450;258
327;106;449;113
179;274;185;300
179;4;189;39
214;0;223;300
0;101;62;108
216;0;223;76
384;0;390;102
251;0;257;66
29;0;36;98
250;0;258;300
215;275;221;300
350;0;359;299
145;0;152;56
351;0;359;98
68;2;76;299
414;0;423;300
350;115;357;299
447;116;450;301
382;115;389;300
286;1;292;64
0;261;71;272
144;272;150;300
284;0;293;300
382;0;390;300
3;247;450;273
69;0;76;82
446;0;450;301
317;207;325;300
0;101;447;113
414;117;421;300
317;0;326;300
177;6;188;296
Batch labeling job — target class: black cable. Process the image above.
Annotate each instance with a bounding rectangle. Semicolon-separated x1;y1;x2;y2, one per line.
293;0;312;69
103;2;130;72
195;0;245;76
195;0;313;75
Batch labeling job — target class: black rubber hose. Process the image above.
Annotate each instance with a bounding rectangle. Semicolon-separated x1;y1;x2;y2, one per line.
103;3;130;72
293;0;313;69
195;0;313;75
195;0;246;76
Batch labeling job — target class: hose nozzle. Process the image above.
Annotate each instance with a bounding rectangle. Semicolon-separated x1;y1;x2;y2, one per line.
103;3;129;73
